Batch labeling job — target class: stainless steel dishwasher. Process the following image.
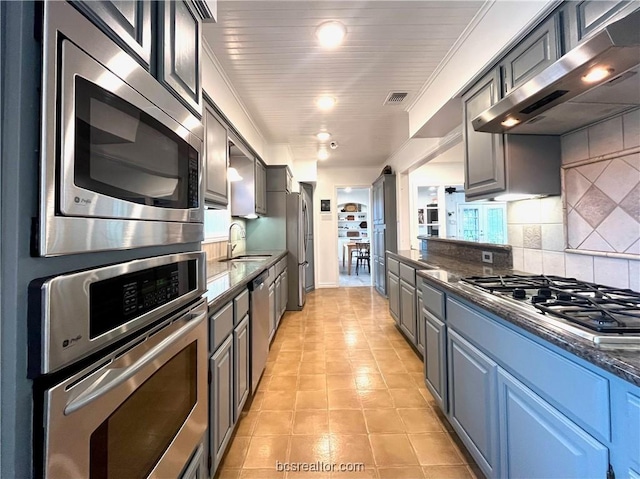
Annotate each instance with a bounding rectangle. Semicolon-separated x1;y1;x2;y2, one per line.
249;271;269;394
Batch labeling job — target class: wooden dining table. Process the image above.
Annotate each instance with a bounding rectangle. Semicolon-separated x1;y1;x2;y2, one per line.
342;242;368;275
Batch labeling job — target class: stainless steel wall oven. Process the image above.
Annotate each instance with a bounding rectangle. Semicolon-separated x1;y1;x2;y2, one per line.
39;2;204;256
30;252;208;478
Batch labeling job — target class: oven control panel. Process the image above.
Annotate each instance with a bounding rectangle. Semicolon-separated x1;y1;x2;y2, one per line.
90;260;196;339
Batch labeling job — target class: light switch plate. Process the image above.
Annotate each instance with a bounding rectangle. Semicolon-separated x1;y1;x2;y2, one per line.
482;251;493;264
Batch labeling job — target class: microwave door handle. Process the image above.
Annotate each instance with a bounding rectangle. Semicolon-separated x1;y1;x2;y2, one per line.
64;310;206;415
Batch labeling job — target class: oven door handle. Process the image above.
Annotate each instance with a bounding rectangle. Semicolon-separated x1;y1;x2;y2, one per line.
64;310;206;415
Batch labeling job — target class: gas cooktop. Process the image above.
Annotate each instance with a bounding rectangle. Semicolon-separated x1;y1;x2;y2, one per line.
460;275;640;349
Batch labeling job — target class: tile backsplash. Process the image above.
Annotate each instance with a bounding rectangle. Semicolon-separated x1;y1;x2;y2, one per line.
507;109;639;290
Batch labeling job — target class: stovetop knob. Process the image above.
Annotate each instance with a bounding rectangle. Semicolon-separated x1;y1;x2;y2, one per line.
512;288;526;300
538;288;552;298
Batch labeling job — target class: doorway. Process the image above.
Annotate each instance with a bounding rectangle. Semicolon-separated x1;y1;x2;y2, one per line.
336;187;372;287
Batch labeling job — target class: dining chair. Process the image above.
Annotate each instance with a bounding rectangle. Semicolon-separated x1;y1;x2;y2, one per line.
355;242;370;275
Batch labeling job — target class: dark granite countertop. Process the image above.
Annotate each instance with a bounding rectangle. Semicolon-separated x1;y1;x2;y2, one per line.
388;250;640;387
205;250;287;311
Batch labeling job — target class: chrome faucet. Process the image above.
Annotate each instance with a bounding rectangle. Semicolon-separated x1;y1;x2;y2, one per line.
227;221;246;259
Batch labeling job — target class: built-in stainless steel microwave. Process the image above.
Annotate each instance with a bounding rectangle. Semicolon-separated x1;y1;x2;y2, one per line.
39;2;204;256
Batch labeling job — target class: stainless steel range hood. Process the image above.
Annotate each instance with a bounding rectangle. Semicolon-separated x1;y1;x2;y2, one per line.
473;9;640;135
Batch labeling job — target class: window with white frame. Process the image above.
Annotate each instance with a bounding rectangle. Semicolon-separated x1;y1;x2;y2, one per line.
204;209;231;241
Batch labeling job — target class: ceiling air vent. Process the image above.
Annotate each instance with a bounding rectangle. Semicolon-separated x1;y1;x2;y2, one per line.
384;91;408;105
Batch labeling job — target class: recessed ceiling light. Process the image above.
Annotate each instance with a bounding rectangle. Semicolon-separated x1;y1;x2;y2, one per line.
317;149;329;161
315;21;346;49
316;131;331;141
345;187;352;193
316;96;336;111
501;117;520;128
582;67;614;83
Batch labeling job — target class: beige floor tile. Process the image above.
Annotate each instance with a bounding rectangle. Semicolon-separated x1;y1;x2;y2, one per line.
271;361;301;376
377;362;408;374
298;374;327;390
288;434;332;463
328;388;361;409
378;466;426;479
253;411;293;436
354;373;387;390
299;361;327;374
389;389;429;408
370;434;419;466
216;468;241;479
243;436;290;468
286;471;333;479
220;436;251;468
295;390;328;409
331;466;378;479
235;411;259;436
363;409;406;433
268;376;298;391
277;351;303;363
326;361;353;374
397;408;443;433
329;409;368;434
357;390;394;409
408;433;465;466
247;392;265;412
381;373;417;389
422;465;473;479
329;434;375;464
262;390;297;410
240;468;285;478
327;374;356;390
292;410;330;435
301;351;325;362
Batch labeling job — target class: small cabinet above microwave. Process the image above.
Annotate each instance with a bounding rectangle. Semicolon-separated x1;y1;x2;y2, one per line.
71;0;204;116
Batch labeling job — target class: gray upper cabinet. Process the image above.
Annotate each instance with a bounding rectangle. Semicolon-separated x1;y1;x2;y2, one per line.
499;14;561;96
71;1;152;67
463;70;505;199
564;0;638;49
203;101;228;207
158;0;202;115
255;161;267;215
266;165;293;193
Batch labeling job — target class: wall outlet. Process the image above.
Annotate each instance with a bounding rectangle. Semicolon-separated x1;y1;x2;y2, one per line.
482;251;494;264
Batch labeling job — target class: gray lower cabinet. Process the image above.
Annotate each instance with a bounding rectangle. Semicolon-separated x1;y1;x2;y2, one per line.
448;329;499;477
268;282;276;341
400;279;417;344
274;275;281;324
158;0;202;114
72;1;152;66
497;368;608;478
180;443;206;479
388;272;400;324
279;269;288;320
233;314;250;419
210;334;233;471
416;288;425;357
423;307;446;412
203;101;228;207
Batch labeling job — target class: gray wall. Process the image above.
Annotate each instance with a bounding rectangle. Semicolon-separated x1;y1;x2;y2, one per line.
0;5;200;476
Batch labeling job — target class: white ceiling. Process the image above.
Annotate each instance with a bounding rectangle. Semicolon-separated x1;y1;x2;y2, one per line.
203;1;484;167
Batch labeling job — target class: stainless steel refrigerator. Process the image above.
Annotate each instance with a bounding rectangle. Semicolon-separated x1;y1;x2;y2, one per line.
246;190;311;310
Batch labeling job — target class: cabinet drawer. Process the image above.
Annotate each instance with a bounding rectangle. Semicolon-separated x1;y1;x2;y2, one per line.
388;257;400;276
422;281;445;320
234;289;249;324
399;263;416;286
447;297;610;441
209;301;234;353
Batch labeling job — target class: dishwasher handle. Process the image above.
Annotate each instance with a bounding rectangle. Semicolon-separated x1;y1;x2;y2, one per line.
250;270;269;291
